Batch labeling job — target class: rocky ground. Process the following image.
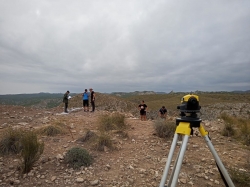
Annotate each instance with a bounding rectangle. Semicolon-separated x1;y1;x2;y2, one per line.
0;104;250;187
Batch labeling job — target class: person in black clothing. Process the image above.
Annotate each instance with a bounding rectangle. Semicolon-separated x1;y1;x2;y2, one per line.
138;100;147;121
63;90;70;113
89;88;95;112
159;106;167;118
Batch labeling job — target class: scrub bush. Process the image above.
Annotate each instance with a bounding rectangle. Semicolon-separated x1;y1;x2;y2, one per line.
154;120;176;139
0;128;22;155
19;131;44;173
64;147;93;169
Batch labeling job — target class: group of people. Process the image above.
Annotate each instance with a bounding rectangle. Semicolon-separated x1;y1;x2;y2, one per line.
138;100;168;121
62;88;95;113
63;90;167;119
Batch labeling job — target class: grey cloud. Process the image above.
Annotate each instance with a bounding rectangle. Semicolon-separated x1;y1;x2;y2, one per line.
0;0;249;94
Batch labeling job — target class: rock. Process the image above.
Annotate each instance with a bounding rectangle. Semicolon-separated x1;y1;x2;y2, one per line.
51;176;57;181
106;164;111;170
9;165;14;169
160;157;167;163
177;141;182;146
214;180;219;184
18;122;29;126
14;180;20;184
104;146;109;152
90;179;99;186
180;178;187;184
74;171;80;175
76;178;84;183
128;165;134;170
56;154;64;160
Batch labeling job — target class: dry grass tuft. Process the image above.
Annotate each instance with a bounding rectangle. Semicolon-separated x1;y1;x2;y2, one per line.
98;113;126;132
95;133;113;151
37;125;66;136
229;167;250;186
0;128;23;155
19;131;44;173
220;113;250;146
77;130;97;142
154;120;176;139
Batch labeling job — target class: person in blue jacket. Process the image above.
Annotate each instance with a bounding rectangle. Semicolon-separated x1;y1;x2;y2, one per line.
82;89;89;112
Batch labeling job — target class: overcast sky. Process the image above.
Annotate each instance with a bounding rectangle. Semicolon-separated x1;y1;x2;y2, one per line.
0;0;249;94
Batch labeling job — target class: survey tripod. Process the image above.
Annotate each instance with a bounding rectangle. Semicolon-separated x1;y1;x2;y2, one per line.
159;94;235;187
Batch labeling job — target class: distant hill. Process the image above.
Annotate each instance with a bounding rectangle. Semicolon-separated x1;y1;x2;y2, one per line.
232;90;250;93
1;91;250;110
0;92;77;108
110;91;157;97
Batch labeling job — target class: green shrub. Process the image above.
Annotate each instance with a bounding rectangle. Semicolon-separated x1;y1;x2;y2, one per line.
38;125;65;136
19;131;44;173
154;120;176;139
77;130;97;142
65;147;93;169
98;113;126;131
229;167;250;186
96;133;113;151
0;128;22;155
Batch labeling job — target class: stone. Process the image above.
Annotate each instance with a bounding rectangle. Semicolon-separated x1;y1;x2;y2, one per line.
51;176;57;181
14;180;20;185
76;178;84;183
160;157;167;163
90;179;99;186
56;154;64;160
214;180;219;184
180;178;187;184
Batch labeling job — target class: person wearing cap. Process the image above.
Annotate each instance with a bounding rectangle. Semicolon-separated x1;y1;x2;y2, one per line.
159;106;167;119
63;90;70;113
89;88;95;112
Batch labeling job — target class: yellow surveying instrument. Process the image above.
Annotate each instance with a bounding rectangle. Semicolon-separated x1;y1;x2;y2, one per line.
159;94;235;187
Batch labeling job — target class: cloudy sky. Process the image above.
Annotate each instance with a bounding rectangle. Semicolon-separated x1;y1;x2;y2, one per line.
0;0;249;94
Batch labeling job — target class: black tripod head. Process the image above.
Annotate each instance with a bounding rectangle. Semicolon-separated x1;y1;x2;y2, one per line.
176;94;202;128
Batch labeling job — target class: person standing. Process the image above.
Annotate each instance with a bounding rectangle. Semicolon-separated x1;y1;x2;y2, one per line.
159;106;167;119
89;88;95;112
82;89;89;112
138;100;147;121
63;90;70;113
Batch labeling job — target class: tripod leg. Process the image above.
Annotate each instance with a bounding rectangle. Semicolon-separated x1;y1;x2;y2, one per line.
159;133;179;187
167;136;182;186
170;135;189;187
199;125;235;187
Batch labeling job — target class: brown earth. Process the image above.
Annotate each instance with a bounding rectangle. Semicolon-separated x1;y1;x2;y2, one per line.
0;105;250;187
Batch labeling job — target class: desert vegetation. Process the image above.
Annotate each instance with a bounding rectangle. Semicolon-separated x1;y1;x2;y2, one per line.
37;124;67;136
220;113;250;146
0;128;23;155
64;147;93;169
0;92;250;186
0;129;44;173
19;131;44;173
154;120;176;139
